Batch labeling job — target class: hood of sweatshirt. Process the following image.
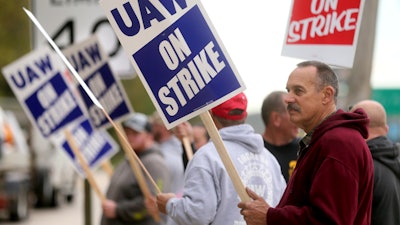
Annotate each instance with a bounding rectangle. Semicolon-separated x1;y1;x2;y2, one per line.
311;108;369;143
218;124;264;154
367;135;400;179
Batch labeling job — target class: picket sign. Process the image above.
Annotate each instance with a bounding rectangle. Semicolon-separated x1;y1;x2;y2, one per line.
99;0;250;202
65;129;106;202
281;0;365;68
61;35;134;130
23;8;160;195
61;35;134;178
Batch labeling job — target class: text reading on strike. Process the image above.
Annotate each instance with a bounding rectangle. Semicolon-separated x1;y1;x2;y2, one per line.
157;28;225;117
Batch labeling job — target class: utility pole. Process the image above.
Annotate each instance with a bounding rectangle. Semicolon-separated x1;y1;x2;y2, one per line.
84;180;92;225
344;0;379;107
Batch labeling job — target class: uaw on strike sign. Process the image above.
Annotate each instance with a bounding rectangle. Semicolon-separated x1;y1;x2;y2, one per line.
57;118;119;176
1;46;118;175
2;46;84;138
100;0;246;129
62;35;133;130
282;0;365;68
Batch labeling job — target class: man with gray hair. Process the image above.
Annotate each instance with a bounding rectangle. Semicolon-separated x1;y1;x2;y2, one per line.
239;60;374;225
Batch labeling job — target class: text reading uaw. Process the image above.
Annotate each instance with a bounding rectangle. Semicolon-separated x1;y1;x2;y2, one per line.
66;43;124;126
9;55;79;136
109;0;226;116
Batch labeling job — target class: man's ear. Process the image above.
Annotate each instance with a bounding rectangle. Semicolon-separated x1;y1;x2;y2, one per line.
271;111;281;127
384;124;389;133
322;86;335;105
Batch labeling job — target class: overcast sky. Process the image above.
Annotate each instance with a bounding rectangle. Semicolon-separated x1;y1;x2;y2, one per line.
200;0;400;113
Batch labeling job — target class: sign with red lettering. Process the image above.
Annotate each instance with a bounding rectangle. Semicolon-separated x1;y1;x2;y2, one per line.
282;0;365;68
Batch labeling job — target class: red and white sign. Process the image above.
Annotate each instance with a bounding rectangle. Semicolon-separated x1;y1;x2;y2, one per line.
282;0;365;68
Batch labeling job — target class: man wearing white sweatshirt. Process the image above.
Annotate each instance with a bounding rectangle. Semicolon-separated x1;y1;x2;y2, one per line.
156;92;286;225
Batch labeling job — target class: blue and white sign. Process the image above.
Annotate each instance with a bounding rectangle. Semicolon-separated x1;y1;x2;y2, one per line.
2;46;85;138
100;0;246;129
58;118;119;177
62;35;133;130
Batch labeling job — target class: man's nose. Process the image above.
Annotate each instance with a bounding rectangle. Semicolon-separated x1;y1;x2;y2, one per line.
283;94;293;104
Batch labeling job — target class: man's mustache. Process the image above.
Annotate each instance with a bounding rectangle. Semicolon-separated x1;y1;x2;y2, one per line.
287;103;301;112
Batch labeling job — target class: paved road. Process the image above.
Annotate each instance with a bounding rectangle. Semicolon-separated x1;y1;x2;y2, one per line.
0;170;109;225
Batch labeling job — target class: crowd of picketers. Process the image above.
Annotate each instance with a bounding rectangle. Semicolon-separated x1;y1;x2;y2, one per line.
99;61;400;225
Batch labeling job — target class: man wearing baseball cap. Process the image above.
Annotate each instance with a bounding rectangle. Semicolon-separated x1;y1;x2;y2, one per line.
156;93;286;225
101;113;171;225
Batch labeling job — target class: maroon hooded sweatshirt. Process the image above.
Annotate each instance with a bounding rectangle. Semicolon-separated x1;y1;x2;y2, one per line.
267;109;373;225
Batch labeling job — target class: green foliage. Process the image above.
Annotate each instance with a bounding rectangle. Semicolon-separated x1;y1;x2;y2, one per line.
0;1;31;96
121;76;156;115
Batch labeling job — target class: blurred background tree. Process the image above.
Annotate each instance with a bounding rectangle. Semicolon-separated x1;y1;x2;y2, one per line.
0;0;31;97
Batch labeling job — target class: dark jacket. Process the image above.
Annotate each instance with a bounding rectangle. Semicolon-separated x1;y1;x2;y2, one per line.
367;136;400;225
267;109;374;225
264;138;300;183
101;146;170;225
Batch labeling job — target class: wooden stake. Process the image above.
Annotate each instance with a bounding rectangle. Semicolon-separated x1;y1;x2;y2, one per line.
199;111;250;202
182;136;193;161
101;160;114;177
64;129;106;203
